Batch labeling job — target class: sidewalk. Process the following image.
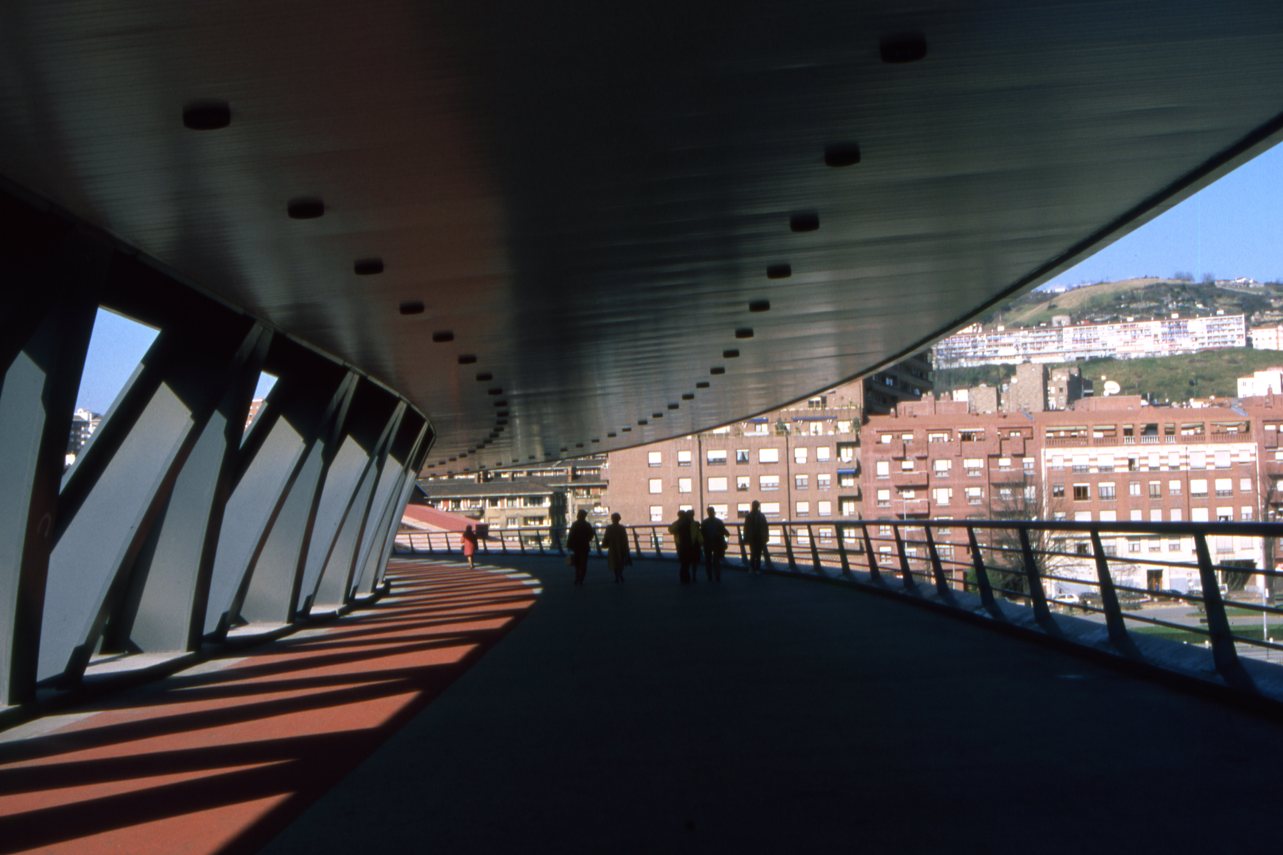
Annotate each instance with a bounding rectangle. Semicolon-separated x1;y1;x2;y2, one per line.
0;560;537;854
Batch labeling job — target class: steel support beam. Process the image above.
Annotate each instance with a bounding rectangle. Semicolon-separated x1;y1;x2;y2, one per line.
0;226;108;702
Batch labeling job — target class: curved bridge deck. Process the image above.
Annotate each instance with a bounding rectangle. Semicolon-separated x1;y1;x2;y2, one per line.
3;556;1281;853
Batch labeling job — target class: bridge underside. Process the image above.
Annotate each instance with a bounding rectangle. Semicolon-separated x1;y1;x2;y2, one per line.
3;1;1283;473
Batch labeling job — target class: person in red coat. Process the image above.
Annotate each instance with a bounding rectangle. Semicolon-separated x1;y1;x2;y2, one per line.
461;524;479;570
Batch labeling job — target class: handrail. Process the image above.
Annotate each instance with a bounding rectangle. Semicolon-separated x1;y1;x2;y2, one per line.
393;516;1283;693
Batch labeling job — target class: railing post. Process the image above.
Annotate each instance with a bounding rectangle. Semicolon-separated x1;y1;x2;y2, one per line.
653;526;663;559
807;524;822;573
893;525;916;591
519;531;527;554
594;530;604;557
966;526;998;614
501;533;508;554
1089;530;1129;647
836;527;851;576
925;527;953;601
1193;532;1249;686
782;524;797;572
536;531;545;555
737;524;749;566
1019;527;1053;624
631;527;642;559
861;523;883;584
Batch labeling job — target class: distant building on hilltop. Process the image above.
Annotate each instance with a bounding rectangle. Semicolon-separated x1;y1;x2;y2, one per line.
934;313;1246;368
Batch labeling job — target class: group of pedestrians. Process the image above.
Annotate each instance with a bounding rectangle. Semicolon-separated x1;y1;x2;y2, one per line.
458;501;774;586
556;501;773;586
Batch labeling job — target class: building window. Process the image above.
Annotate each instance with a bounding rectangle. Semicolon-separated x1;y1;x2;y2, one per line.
761;475;780;491
677;450;693;467
1129;482;1140;497
1240;478;1252;493
647;451;662;467
1073;484;1089;501
964;458;983;476
678;478;692;494
900;460;915;471
1242;506;1254;521
838;443;857;462
1052;484;1065;498
794;447;808;464
707;449;727;466
817;474;831;490
933;487;952;505
736;503;752;519
876;461;890;479
759;448;780;464
1147;481;1161;499
1098;482;1116;500
1215;478;1233;497
1170;508;1183;522
838;471;857;488
1190;479;1208;498
736;449;750;464
796;501;810;517
965;486;983;505
649;505;664;522
795;474;809;490
816;446;832;462
1169;480;1182;496
648;479;663;494
736;475;750;491
934;459;952;475
708;476;728;492
876;488;891;508
818;501;832;517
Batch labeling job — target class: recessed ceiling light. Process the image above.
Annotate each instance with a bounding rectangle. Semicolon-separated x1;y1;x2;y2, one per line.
766;264;792;279
824;143;862;167
182;99;231;130
723;349;739;358
432;330;454;343
880;32;927;63
487;387;503;395
667;403;679;410
789;212;819;232
653;412;664;419
682;393;694;400
623;427;632;432
576;443;584;448
494;400;507;407
710;366;725;375
608;432;617;438
399;301;425;315
749;300;771;313
476;372;493;382
696;381;710;389
497;410;509;418
354;258;384;275
735;328;754;339
639;419;648;425
287;197;325;219
458;354;477;364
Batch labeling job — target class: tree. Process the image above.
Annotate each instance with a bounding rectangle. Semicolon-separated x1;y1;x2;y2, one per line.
969;472;1074;601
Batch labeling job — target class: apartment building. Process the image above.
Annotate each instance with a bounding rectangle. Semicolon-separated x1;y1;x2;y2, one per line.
601;356;936;548
934;313;1247;368
861;395;1267;591
416;478;568;536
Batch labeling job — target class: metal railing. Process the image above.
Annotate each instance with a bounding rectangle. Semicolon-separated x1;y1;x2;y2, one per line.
394;518;1283;694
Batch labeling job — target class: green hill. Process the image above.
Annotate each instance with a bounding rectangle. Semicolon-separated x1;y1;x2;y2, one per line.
984;278;1280;329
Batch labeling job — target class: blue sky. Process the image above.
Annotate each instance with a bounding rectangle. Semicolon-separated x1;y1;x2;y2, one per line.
75;141;1283;412
1047;142;1283;288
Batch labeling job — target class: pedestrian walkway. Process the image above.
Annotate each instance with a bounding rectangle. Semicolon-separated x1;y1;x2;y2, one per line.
0;560;538;854
5;554;1283;853
272;554;1283;854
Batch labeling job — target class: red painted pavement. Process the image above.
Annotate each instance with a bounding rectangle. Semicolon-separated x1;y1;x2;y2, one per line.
0;560;537;854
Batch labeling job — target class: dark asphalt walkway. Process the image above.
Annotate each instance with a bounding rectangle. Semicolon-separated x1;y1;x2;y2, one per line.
267;556;1283;855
